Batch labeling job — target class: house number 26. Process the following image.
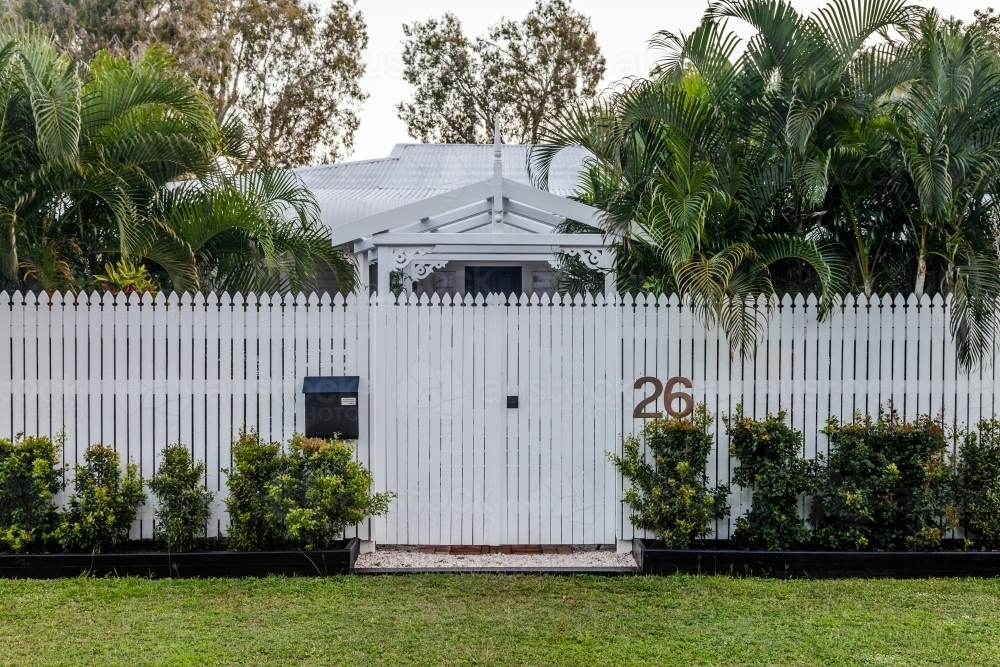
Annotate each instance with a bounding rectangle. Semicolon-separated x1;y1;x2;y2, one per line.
633;376;693;418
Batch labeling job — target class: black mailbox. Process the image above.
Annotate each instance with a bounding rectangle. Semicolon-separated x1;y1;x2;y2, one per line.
303;376;360;440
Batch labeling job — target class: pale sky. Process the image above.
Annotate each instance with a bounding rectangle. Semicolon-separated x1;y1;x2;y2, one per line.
349;0;989;161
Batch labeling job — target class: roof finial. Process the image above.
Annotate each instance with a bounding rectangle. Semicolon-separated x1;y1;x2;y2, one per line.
493;114;501;161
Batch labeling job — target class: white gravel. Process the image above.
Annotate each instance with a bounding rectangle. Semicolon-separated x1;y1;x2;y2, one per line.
356;545;637;569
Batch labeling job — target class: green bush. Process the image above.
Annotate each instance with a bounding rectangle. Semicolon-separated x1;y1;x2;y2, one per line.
148;444;214;551
56;445;146;552
812;410;955;551
727;407;819;550
267;436;395;550
610;404;729;548
957;419;1000;548
0;433;64;553
224;430;283;550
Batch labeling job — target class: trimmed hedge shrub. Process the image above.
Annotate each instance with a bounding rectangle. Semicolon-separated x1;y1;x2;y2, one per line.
0;433;64;553
611;404;729;548
727;406;819;550
267;435;395;549
957;419;1000;548
812;411;955;551
56;445;146;552
225;431;394;550
224;430;283;550
149;444;214;551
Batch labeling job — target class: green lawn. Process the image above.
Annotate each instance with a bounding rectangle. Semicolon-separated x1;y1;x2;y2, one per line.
2;574;999;666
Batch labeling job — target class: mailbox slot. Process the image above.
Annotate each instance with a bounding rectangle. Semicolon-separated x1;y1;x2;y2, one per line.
303;376;360;440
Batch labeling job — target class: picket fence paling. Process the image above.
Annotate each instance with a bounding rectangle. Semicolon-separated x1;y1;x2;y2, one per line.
0;289;991;544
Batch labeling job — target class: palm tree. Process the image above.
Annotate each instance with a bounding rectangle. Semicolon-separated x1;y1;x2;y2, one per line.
0;19;355;295
873;11;1000;368
149;166;356;294
533;0;919;355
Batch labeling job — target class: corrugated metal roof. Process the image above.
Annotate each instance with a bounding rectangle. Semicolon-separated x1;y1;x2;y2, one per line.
294;143;590;231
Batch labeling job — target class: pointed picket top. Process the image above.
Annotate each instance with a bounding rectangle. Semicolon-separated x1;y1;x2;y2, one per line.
442;292;454;306
368;292;378;307
571;292;582;306
595;292;605;306
304;292;316;307
806;293;818;308
429;292;440;306
842;293;854;308
906;292;918;307
417;292;428;305
0;290;9;307
622;292;634;307
793;293;805;308
528;292;539;306
583;291;595;307
893;293;904;308
653;292;665;307
262;292;275;309
919;292;930;307
780;292;792;308
539;291;551;306
193;291;205;308
471;292;483;306
322;291;334;307
932;293;944;307
125;290;138;307
667;293;679;308
99;290;112;308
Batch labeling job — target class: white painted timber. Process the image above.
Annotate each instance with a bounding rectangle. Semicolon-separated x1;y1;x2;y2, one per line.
1;290;994;544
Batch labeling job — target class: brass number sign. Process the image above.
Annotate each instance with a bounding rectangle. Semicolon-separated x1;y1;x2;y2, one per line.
633;376;694;419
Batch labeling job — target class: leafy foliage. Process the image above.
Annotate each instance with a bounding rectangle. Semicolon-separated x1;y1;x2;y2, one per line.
13;0;369;166
398;0;605;144
266;436;394;550
534;0;1000;370
727;407;819;550
148;444;213;551
93;259;158;295
0;433;64;554
224;431;393;550
812;411;956;551
956;419;1000;548
224;430;282;551
611;405;729;548
0;20;356;294
56;445;145;552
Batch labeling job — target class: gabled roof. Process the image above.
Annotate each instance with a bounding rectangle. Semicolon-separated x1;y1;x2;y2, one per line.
294;143;592;231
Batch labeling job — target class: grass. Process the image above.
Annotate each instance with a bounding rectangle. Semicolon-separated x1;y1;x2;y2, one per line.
2;574;999;666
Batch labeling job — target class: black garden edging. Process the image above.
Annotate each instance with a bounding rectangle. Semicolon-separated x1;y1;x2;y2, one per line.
633;538;1000;578
0;537;360;579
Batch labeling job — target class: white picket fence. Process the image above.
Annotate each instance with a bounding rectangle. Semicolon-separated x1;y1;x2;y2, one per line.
1;289;994;544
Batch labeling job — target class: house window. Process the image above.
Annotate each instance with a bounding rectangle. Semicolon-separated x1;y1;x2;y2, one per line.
433;271;455;297
532;271;555;295
465;266;522;297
